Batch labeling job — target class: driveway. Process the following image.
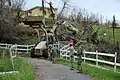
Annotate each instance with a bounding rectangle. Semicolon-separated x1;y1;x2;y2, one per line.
30;58;92;80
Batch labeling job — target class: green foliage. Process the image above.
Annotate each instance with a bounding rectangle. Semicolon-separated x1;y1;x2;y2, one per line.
93;26;120;44
93;26;120;62
0;58;13;72
76;25;120;62
0;58;34;80
76;24;83;41
83;64;120;80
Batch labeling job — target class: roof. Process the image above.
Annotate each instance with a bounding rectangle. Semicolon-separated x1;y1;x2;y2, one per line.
24;6;57;12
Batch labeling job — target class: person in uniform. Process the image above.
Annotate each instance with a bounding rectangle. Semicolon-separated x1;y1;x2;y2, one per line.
76;42;83;73
69;40;75;70
48;46;52;61
52;41;58;64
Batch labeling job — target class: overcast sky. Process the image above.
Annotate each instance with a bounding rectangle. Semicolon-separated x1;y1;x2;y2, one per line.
24;0;120;21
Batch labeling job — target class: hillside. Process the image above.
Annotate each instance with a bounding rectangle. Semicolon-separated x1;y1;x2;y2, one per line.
93;26;120;44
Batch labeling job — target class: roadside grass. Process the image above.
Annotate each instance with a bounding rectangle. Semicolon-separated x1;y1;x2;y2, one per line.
0;58;13;72
0;57;35;80
56;58;120;80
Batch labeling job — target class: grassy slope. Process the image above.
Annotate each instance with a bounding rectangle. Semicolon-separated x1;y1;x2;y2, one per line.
0;58;34;80
93;26;120;43
56;58;120;80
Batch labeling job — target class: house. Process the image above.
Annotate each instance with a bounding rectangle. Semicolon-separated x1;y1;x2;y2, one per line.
17;6;57;26
20;6;57;19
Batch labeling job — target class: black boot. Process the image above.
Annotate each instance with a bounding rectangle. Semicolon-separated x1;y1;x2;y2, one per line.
70;67;74;70
77;67;82;73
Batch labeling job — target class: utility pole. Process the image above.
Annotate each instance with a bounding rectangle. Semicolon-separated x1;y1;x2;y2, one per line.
42;0;45;18
49;1;55;21
42;0;45;25
112;15;116;46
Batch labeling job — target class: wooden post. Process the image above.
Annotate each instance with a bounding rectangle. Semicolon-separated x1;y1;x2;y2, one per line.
6;44;8;49
61;50;63;59
42;0;45;18
9;46;12;59
27;45;28;54
15;44;17;57
9;45;15;70
83;50;86;63
65;52;67;60
60;50;61;58
114;52;117;72
96;50;98;67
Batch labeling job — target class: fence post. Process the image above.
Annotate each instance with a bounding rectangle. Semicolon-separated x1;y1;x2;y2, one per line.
65;51;67;60
15;44;18;57
9;45;15;70
96;50;98;67
27;44;28;54
6;44;8;49
114;52;117;72
83;50;86;63
61;50;64;59
60;50;62;58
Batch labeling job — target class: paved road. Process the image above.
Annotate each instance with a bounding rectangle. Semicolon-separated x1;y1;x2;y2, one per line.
30;58;92;80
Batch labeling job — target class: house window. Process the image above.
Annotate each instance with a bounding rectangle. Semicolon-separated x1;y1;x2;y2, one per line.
28;12;32;16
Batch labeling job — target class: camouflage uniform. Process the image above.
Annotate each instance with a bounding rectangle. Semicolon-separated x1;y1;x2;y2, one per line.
48;46;52;61
69;45;75;70
52;42;58;63
77;46;83;72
